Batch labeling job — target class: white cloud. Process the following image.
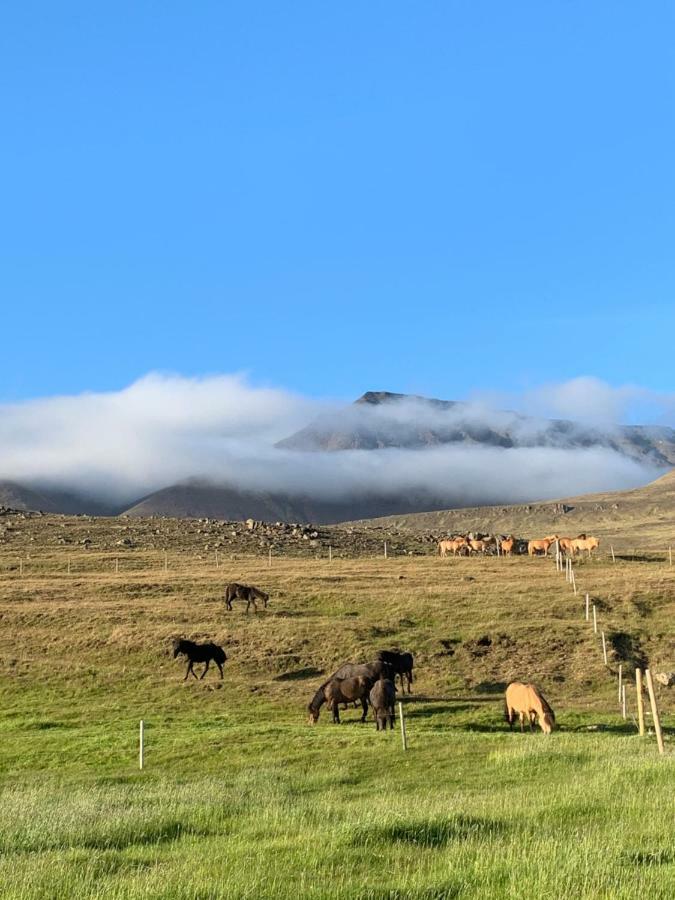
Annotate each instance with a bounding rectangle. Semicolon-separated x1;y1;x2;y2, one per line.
0;372;670;510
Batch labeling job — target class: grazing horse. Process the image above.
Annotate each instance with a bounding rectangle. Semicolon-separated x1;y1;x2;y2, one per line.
172;638;227;681
499;536;515;556
307;676;370;724
570;536;600;557
376;649;414;693
527;535;558;557
504;682;555;734
369;677;396;731
224;582;269;613
438;537;470;557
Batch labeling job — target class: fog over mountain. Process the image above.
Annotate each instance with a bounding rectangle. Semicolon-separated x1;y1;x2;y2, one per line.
0;374;673;521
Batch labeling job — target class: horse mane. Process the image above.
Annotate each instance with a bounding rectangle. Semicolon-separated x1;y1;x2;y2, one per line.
533;685;555;723
308;685;326;713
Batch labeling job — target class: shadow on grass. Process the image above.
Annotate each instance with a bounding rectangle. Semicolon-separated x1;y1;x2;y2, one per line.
406;703;478;719
351;815;506;849
274;667;325;681
6;819;219;855
622;849;674;866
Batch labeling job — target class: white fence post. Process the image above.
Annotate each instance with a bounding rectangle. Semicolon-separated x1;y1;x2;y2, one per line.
398;701;408;751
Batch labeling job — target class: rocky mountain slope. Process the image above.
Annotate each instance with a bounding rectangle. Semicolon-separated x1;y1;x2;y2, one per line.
278;391;675;463
348;468;675;549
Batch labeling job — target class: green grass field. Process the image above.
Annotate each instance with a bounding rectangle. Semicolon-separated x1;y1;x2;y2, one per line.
1;539;673;898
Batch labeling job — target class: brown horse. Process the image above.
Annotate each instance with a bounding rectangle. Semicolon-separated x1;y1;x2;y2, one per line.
369;677;396;731
504;682;555;734
570;536;600;557
224;582;269;613
308;676;370;724
499;536;515;556
527;535;558;557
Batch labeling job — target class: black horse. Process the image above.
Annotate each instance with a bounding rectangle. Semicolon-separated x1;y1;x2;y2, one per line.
376;649;414;693
172;638;227;681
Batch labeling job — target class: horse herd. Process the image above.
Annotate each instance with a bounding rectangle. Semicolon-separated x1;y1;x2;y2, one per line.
438;533;600;558
172;620;556;736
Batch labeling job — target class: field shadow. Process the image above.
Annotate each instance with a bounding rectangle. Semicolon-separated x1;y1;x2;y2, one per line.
621;849;674;867
351;815;506;849
406;703;477;719
274;667;325;681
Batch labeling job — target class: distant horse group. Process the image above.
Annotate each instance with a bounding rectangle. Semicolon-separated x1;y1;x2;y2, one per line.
439;532;600;559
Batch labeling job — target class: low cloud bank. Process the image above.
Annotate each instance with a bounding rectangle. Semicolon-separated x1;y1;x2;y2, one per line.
0;372;670;509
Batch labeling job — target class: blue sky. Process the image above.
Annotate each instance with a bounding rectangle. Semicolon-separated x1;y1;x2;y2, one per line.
1;2;673;405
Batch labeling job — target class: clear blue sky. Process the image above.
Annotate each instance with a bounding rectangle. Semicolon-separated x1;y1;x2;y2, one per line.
1;2;673;403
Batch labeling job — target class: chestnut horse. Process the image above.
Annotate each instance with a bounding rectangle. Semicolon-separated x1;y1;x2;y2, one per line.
527;535;558;557
571;536;600;557
504;682;555;734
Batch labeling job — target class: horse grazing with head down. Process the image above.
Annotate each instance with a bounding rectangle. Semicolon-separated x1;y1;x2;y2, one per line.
173;638;227;681
308;676;370;724
369;677;396;731
224;582;269;613
504;682;555;734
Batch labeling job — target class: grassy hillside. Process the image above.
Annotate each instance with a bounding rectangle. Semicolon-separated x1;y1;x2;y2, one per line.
1;514;673;897
349;469;675;551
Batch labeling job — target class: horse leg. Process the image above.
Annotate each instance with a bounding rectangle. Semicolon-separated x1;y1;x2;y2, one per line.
186;660;197;680
217;661;223;679
332;701;340;724
519;711;525;733
200;660;210;680
360;698;368;723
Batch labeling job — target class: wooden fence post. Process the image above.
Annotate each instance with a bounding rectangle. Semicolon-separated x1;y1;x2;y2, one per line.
398;701;408;751
163;551;168;572
635;669;645;737
622;684;626;720
618;664;622;704
601;631;608;666
115;557;119;574
644;669;665;755
611;545;616;564
585;592;590;621
328;545;332;563
592;604;597;634
384;541;388;559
